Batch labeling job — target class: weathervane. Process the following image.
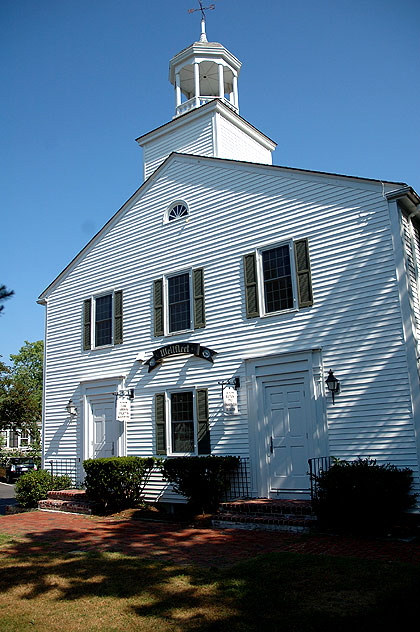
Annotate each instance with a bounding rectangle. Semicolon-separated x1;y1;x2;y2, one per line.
188;1;215;21
188;1;215;41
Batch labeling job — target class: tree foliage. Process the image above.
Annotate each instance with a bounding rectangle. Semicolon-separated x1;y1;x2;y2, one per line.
0;285;14;314
0;341;44;437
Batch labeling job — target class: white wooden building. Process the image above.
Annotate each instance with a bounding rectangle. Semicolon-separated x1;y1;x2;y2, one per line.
38;21;420;503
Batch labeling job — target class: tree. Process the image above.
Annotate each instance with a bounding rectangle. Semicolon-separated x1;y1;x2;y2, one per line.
0;341;44;439
0;285;14;314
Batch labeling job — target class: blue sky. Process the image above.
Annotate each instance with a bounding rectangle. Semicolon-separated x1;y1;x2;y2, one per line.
1;0;419;363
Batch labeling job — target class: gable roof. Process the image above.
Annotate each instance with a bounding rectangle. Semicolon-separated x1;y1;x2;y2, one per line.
37;152;413;303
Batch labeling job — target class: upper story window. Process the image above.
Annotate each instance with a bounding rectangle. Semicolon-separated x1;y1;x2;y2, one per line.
168;272;191;332
83;290;123;350
95;294;113;347
244;238;313;318
261;244;294;313
153;268;205;336
165;200;189;223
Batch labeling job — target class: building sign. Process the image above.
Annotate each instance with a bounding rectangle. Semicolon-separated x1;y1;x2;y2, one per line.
145;342;217;372
223;386;239;415
116;397;131;422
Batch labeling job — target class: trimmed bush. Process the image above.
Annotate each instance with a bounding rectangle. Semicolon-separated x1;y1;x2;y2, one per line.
312;458;417;534
161;455;240;513
15;469;72;508
83;456;158;511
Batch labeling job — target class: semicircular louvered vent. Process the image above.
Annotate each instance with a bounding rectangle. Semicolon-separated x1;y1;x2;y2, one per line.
167;201;189;222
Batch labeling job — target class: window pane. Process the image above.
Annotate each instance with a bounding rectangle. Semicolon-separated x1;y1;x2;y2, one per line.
262;246;293;312
171;392;194;453
9;430;18;448
95;294;113;346
168;273;191;332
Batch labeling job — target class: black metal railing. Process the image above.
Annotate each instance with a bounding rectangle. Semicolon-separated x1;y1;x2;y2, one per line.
48;458;81;486
308;456;332;501
221;457;250;501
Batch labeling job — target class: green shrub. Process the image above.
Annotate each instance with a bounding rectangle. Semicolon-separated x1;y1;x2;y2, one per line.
83;456;158;511
15;469;72;508
312;457;417;534
161;455;240;513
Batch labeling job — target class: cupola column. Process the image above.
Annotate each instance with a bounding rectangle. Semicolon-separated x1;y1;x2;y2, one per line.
194;61;200;107
175;72;182;108
218;63;224;98
233;73;238;109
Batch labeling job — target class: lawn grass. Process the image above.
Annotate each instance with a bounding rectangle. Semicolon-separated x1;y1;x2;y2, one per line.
0;544;418;632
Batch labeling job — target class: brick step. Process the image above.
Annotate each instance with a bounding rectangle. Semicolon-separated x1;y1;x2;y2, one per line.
219;499;315;518
46;489;88;502
213;512;317;533
38;498;95;515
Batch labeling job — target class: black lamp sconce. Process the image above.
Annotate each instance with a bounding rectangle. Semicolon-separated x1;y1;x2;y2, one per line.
325;370;340;404
65;399;77;417
113;388;135;400
218;377;240;397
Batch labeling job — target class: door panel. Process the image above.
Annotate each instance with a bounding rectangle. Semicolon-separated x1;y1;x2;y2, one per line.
91;399;118;459
265;378;310;491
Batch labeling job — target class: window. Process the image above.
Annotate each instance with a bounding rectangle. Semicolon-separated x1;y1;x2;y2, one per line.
154;389;210;455
83;290;123;350
262;245;294;312
153;268;205;336
244;238;313;318
1;429;32;450
171;391;194;453
9;430;19;449
168;273;191;332
95;294;113;347
166;200;189;223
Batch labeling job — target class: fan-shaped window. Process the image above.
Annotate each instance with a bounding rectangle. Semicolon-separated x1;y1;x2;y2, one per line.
167;201;189;222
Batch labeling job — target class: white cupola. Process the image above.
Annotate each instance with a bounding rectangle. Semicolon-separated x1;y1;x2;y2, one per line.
136;20;276;181
169;18;241;118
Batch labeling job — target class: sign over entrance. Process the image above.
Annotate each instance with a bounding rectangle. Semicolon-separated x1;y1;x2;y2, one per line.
145;342;217;372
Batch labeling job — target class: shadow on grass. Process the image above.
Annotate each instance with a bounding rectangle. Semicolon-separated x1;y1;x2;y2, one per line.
0;522;419;631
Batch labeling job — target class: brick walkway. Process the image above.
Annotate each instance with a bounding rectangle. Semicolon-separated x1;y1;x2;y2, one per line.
0;510;419;567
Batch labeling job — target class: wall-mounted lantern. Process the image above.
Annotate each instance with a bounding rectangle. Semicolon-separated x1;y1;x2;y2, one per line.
65;399;77;417
217;377;240;396
325;370;340;404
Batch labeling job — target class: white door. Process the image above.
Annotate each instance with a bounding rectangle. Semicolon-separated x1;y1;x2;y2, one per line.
264;376;310;492
91;397;119;458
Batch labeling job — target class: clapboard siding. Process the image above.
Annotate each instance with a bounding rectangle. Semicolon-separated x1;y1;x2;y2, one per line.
41;155;420;499
215;113;272;164
142;115;215;180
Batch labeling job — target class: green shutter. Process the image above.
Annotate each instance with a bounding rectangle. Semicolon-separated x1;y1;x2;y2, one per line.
83;299;92;350
193;268;205;329
294;239;313;308
155;393;167;455
113;290;123;345
196;388;210;454
154;279;164;337
243;253;260;318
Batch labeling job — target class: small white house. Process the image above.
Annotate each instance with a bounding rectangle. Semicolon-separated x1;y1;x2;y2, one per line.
38;21;420;503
